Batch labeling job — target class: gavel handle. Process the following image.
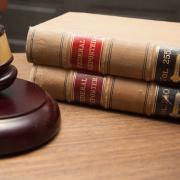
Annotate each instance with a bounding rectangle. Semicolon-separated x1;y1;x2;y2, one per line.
0;0;8;12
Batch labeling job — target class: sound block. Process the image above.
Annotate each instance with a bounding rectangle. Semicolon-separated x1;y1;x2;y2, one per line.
0;79;60;156
0;65;17;91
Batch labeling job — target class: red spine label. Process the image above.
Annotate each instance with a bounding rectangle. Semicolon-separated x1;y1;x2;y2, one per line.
71;36;103;72
73;73;103;106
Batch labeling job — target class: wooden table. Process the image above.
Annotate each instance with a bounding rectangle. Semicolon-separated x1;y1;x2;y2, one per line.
0;53;180;180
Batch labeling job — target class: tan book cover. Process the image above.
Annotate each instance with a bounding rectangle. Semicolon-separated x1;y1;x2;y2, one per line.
26;12;180;85
30;65;180;119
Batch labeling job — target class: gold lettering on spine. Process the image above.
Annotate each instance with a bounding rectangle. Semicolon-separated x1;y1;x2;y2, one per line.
88;39;97;70
160;88;171;114
79;78;87;103
0;33;12;64
90;77;98;104
77;40;85;69
160;48;172;82
163;49;171;65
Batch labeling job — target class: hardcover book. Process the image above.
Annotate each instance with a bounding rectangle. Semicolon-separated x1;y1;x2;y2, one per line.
30;65;180;119
26;12;180;85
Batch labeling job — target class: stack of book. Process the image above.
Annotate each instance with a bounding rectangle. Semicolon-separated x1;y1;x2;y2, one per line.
26;12;180;119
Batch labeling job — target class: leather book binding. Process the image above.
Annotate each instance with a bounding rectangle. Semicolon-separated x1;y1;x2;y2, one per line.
30;65;180;119
26;12;180;86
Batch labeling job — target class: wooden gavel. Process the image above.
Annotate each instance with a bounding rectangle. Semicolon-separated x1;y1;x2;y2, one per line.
0;25;17;90
0;2;17;90
0;24;60;156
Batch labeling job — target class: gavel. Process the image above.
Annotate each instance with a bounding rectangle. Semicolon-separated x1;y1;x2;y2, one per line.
0;1;17;90
0;25;17;91
0;24;60;156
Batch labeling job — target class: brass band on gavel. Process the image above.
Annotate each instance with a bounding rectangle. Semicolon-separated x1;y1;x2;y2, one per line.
0;25;13;66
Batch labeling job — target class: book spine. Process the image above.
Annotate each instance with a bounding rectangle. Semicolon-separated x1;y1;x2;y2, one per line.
0;25;13;65
26;27;180;85
30;65;180;119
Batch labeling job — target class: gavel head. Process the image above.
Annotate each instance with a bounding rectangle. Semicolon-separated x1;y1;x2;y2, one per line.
0;25;13;72
0;24;17;91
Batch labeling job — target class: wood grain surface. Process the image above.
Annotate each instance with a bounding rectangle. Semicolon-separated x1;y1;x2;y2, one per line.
0;53;180;180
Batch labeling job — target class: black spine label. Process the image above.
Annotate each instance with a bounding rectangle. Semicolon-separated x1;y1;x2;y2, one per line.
155;47;180;83
155;86;180;118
